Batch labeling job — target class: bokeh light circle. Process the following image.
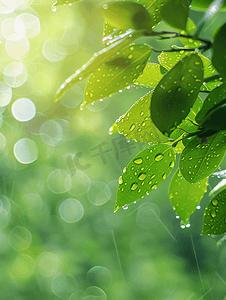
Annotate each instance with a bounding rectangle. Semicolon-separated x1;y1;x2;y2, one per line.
69;170;91;196
36;252;60;277
51;273;77;298
59;198;84;223
12;98;36;121
87;181;111;206
3;62;28;88
27;112;48;135
12;254;35;280
60;85;84;108
83;286;107;300
39;120;63;146
0;81;12;107
86;266;112;289
43;38;67;62
14;138;38;164
5;37;30;60
8;226;32;251
2;0;25;10
16;13;40;39
47;169;72;194
1;17;24;41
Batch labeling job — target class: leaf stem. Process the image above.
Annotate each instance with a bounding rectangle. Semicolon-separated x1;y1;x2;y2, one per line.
146;30;212;53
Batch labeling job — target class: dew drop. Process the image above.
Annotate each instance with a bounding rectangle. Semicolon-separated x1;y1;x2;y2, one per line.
196;205;201;210
122;205;128;210
162;173;166;180
150;174;156;179
211;199;218;206
151;184;157;190
133;158;143;165
129;124;136;132
154;153;164;161
131;182;138;190
169;161;175;168
123;167;126;173
118;176;123;184
211;210;216;218
138;173;147;181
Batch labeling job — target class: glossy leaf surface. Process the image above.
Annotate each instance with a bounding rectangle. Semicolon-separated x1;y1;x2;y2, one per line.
196;85;226;123
151;53;203;136
212;22;226;79
170;96;202;138
55;29;144;102
109;91;168;144
134;63;167;88
161;0;189;30
169;169;208;225
82;44;152;107
179;131;226;183
124;0;171;28
179;18;202;48
158;50;222;91
194;99;226;138
115;144;175;211
100;2;152;32
202;189;226;235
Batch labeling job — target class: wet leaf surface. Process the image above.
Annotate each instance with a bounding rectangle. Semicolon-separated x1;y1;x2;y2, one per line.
109;91;168;144
202;189;226;235
169;168;208;225
179;131;226;183
151;53;203;136
115;144;175;211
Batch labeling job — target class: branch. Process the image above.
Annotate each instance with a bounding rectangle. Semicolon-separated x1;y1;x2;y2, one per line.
145;30;212;53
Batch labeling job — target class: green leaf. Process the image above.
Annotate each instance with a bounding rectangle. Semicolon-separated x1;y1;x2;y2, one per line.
109;91;168;144
169;168;208;225
191;0;226;11
151;53;203;136
170;96;203;141
209;179;226;196
202;189;226;235
197;100;226;138
124;0;171;28
134;63;167;88
115;144;175;211
212;22;226;79
161;0;189;30
196;84;226;123
55;29;144;102
179;18;202;48
100;1;152;32
158;50;222;91
102;22;123;46
179;131;226;183
81;44;152;107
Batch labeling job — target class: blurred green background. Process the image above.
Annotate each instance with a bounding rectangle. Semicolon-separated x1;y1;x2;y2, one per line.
0;0;226;299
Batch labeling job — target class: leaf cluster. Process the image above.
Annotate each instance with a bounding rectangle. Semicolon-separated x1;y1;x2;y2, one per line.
54;0;226;235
